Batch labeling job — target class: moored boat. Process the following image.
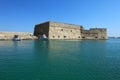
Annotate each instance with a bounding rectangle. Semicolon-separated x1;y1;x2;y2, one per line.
13;35;21;41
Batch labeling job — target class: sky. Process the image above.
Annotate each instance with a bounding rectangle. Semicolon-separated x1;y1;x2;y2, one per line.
0;0;120;37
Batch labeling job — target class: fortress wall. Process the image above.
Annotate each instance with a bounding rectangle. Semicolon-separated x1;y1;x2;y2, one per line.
34;22;49;37
82;28;107;39
0;32;37;40
49;21;82;29
34;21;108;40
49;22;82;39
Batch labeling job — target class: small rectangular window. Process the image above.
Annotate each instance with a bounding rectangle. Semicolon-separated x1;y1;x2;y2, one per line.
64;36;66;38
53;36;55;38
82;36;85;38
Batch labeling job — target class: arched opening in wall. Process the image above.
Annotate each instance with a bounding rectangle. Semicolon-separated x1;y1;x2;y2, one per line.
30;34;32;36
58;36;60;38
13;35;20;40
64;36;66;38
70;30;72;32
14;35;19;38
103;37;105;39
78;36;80;38
53;36;55;38
61;29;63;31
82;36;85;38
95;37;98;38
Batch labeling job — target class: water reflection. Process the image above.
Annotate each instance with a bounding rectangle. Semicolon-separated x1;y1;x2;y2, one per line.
33;40;108;65
0;41;14;48
33;40;50;65
48;40;83;60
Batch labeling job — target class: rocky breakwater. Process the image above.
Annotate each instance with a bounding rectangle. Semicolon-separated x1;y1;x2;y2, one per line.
0;32;38;40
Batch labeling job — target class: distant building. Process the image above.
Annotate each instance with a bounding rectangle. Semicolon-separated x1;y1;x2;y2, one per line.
34;21;107;40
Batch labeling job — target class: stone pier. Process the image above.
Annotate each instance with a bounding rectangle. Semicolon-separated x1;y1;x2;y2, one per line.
0;32;37;40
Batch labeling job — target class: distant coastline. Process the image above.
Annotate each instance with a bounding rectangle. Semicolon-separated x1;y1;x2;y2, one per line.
108;37;120;39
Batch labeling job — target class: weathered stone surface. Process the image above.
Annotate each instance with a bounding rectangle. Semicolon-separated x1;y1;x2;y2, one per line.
49;21;82;39
82;28;107;39
34;21;108;40
0;32;37;40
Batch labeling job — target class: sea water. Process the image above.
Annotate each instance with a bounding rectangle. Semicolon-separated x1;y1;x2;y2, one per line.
0;39;120;80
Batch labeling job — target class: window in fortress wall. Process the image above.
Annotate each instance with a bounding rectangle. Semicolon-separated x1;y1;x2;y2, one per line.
100;29;103;32
58;36;60;38
64;36;66;38
70;30;72;32
82;36;85;38
78;36;80;38
53;36;55;38
95;37;98;38
61;29;63;31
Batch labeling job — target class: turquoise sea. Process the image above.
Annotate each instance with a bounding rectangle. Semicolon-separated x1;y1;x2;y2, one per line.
0;39;120;80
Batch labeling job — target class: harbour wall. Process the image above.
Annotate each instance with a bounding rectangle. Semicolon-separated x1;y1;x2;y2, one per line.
0;32;37;40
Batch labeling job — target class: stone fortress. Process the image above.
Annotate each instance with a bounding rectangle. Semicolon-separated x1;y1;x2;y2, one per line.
34;21;108;40
0;21;107;40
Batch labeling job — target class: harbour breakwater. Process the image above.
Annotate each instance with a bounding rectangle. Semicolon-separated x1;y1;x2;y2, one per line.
0;32;37;40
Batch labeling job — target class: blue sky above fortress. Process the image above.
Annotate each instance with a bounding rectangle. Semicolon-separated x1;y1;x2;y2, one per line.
0;0;120;37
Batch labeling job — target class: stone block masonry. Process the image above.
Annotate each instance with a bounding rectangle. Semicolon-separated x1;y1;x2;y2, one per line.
0;32;37;40
34;21;108;40
49;21;82;39
81;28;107;39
